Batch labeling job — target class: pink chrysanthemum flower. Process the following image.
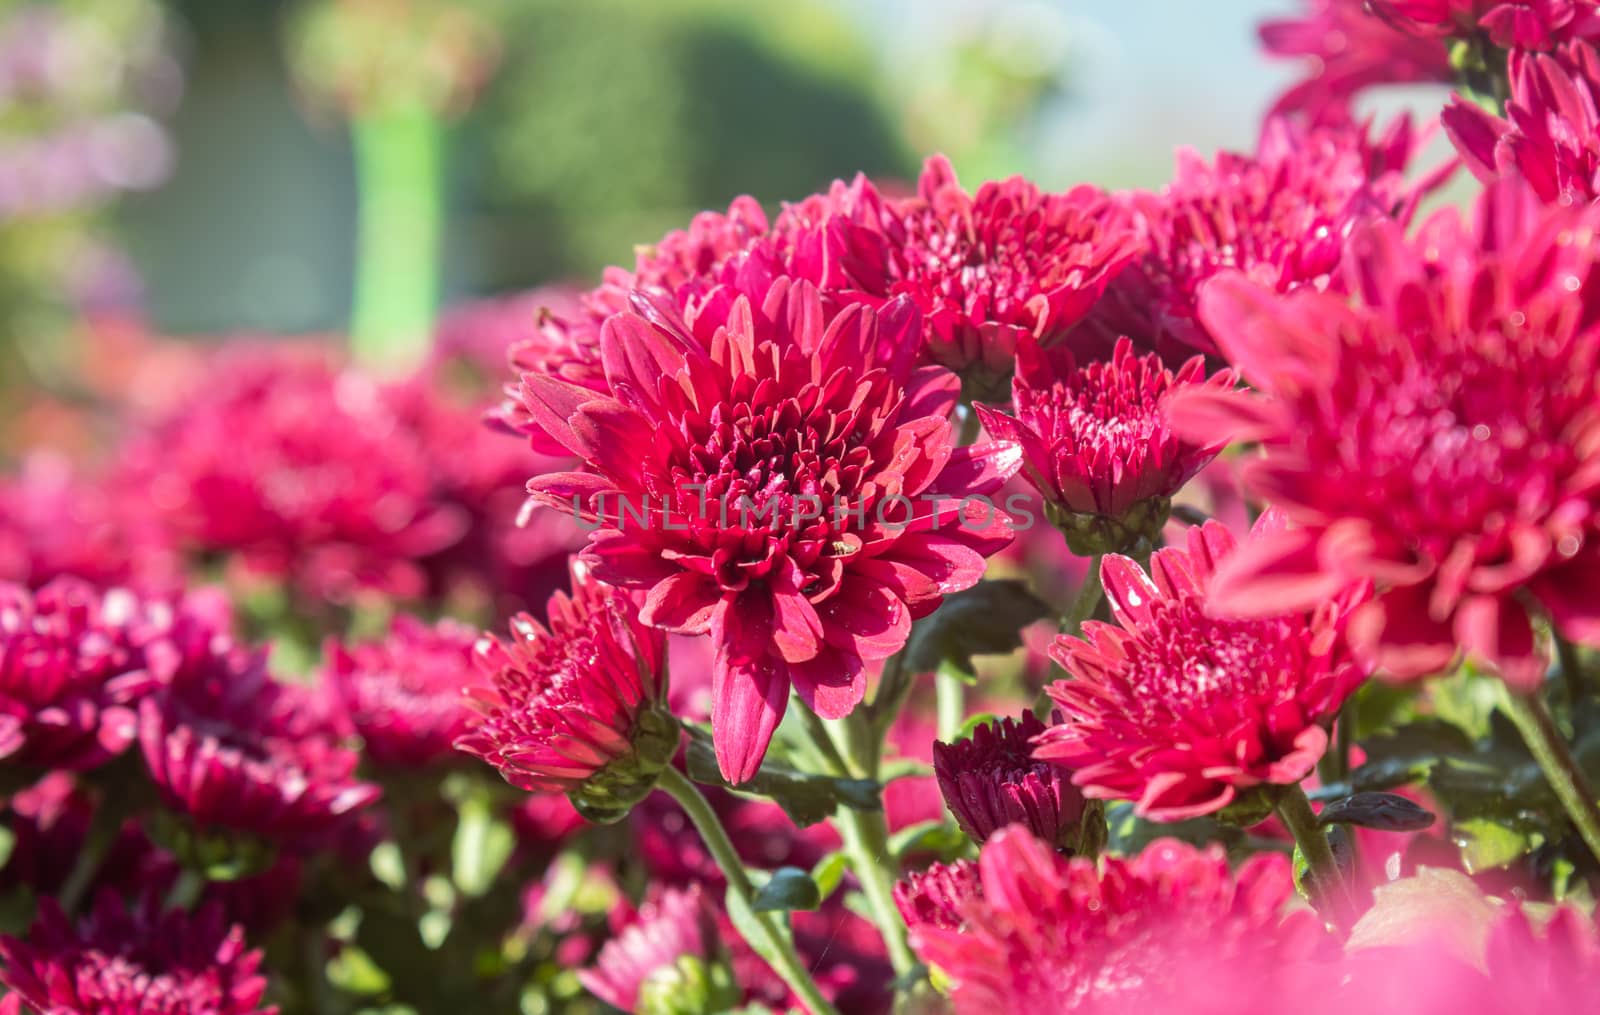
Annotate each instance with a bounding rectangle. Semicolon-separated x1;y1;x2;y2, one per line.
800;156;1138;398
455;563;674;819
1444;41;1600;206
577;886;737;1014
1080;116;1432;358
933;712;1096;852
0;578;175;771
0;895;274;1015
119;345;464;604
324;616;479;769
138;623;380;847
1259;1;1453;124
521;275;1019;783
892;859;980;933
1369;0;1600;48
910;828;1332;1014
1168;182;1600;687
1037;517;1370;820
0;453;179;594
973;337;1233;554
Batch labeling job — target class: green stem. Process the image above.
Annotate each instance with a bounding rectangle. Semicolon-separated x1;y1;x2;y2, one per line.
793;696;851;777
935;664;965;743
1500;686;1600;866
1275;784;1356;931
834;806;917;976
954;403;983;447
1558;634;1592;707
1060;553;1104;639
164;869;205;912
58;800;124;915
656;768;841;1015
350;100;444;374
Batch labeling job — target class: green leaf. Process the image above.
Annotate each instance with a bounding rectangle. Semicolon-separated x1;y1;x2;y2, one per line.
752;867;822;912
887;820;970;863
1318;792;1436;832
954;712;999;743
451;792;515;898
810;852;848;901
1455;818;1540;873
904;579;1050;677
685;728;881;827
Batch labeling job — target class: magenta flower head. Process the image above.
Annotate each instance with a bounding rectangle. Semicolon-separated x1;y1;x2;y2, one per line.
1259;2;1452;124
1444;41;1600;207
892;859;980;933
1168;182;1600;689
577;886;738;1015
0;578;174;772
0;894;274;1015
1369;0;1600;47
521;274;1019;784
974;336;1233;555
1082;116;1432;359
138;621;380;855
933;712;1100;854
1037;516;1370;821
909;828;1331;1013
324;616;479;769
118;344;464;604
455;562;674;821
809;156;1138;399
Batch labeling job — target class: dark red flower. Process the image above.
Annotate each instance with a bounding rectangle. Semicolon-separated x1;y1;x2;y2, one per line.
1259;1;1452;124
933;711;1096;851
324;615;480;768
0;578;176;771
0;894;274;1015
974;337;1233;554
118;344;464;604
892;859;980;932
1037;516;1369;820
521;275;1019;783
455;562;674;819
1168;182;1600;687
1444;41;1600;206
138;620;380;847
1079;116;1435;359
578;885;736;1014
909;828;1332;1013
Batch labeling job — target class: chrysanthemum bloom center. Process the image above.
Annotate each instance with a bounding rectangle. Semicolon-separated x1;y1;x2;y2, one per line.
910;206;1106;324
1122;599;1316;728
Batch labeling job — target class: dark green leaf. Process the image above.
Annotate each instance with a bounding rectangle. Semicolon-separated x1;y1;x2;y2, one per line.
752;867;822;912
904;580;1050;677
1318;792;1436;832
685;729;881;827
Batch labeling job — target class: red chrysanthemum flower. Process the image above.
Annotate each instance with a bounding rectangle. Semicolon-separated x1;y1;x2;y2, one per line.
1079;116;1434;359
138;621;380;847
577;885;736;1014
973;336;1233;554
798;156;1138;398
0;578;178;771
1259;1;1452;124
118;344;465;604
455;562;674;818
909;828;1332;1014
489;198;770;454
1037;516;1369;820
1168;182;1600;687
324;616;479;769
520;274;1019;783
0;894;274;1015
933;712;1096;852
892;859;980;933
1445;41;1600;206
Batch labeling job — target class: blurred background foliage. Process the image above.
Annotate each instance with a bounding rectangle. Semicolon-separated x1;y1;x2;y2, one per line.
0;0;1300;407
